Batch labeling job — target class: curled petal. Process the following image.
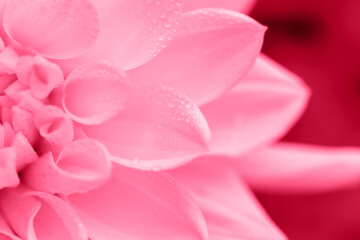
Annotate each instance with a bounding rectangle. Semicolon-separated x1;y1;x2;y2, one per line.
0;148;19;189
0;213;21;240
67;164;208;240
168;156;287;240
0;187;87;240
183;0;256;13
201;54;310;156
129;9;266;105
16;55;64;99
22;139;111;195
80;85;210;170
63;62;130;125
11;106;38;145
238;143;360;193
11;132;38;171
3;0;99;59
39;115;74;147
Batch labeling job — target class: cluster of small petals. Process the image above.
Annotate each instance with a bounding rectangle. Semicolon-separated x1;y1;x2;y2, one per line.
0;0;334;239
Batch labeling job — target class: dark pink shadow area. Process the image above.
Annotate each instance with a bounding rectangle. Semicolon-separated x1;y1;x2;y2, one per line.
251;1;360;239
252;0;360;147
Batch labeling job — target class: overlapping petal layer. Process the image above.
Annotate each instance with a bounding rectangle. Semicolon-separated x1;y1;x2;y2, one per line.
0;213;21;240
67;165;208;240
0;148;19;189
0;187;87;240
22;139;111;195
80;85;210;170
238;142;360;193
63;62;130;125
168;155;287;240
129;8;266;105
58;0;183;71
201;54;310;156
3;0;99;59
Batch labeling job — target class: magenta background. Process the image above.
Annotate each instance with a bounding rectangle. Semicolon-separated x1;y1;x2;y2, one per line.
251;0;360;239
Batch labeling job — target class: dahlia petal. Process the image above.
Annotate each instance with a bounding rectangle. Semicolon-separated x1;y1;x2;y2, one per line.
11;106;38;145
0;47;18;74
3;0;99;59
1;122;14;147
67;164;208;240
22;139;111;195
0;37;4;51
16;56;64;99
0;213;21;240
168;156;287;240
183;0;256;13
201;54;310;156
0;124;4;148
39;115;74;147
0;74;16;93
238;143;360;193
63;62;130;125
0;148;19;189
11;132;38;171
0;187;87;240
61;0;183;70
129;9;266;105
80;85;210;170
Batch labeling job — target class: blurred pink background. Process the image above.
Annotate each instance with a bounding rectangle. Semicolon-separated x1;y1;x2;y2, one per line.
250;0;360;239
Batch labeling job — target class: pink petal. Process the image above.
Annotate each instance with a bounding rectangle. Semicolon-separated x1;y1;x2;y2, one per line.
0;213;21;240
3;0;99;59
0;148;19;189
16;55;64;99
67;164;208;240
0;186;87;240
0;47;18;74
168;155;287;240
0;124;4;148
201;54;310;156
11;105;39;145
129;9;266;105
39;115;74;148
0;37;4;51
80;85;210;170
58;0;183;71
183;0;257;13
63;62;130;125
22;139;111;195
11;132;38;171
238;143;360;193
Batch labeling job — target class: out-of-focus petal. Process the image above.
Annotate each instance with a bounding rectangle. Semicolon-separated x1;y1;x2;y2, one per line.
59;0;183;71
16;56;64;99
63;62;130;125
129;9;266;105
3;0;99;59
183;0;256;13
0;187;87;240
67;164;208;240
238;142;360;193
22;139;111;195
80;85;210;170
168;155;287;240
0;148;19;189
201;54;310;156
0;213;21;240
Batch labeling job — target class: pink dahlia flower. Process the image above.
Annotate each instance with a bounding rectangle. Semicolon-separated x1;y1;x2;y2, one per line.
0;0;333;239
